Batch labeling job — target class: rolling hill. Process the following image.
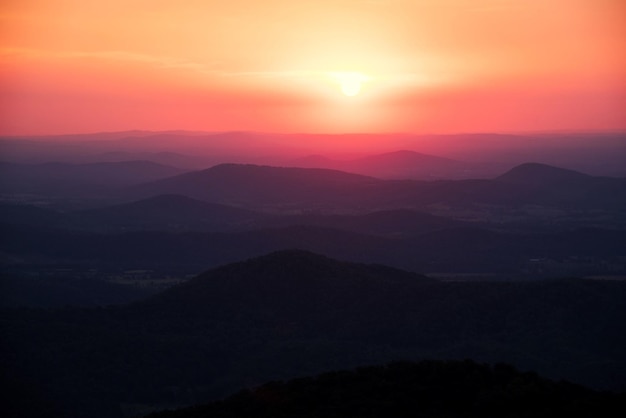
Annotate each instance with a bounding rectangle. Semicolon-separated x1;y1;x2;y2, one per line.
68;194;264;232
0;160;187;196
2;251;626;418
492;162;626;209
147;360;626;418
131;163;383;211
496;162;593;185
129;162;626;215
292;149;495;179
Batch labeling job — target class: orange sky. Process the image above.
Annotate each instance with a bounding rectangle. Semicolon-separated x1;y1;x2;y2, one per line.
1;0;625;135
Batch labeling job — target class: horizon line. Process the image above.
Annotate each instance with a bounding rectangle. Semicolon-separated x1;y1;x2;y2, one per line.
2;128;626;139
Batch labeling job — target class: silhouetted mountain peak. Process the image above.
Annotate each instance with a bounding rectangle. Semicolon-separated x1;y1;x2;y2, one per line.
196;249;428;285
143;250;431;315
366;149;457;162
204;163;375;179
133;163;380;209
496;162;590;185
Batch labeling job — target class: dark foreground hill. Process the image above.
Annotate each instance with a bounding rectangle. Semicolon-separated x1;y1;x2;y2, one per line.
139;250;433;319
2;251;626;418
148;360;626;418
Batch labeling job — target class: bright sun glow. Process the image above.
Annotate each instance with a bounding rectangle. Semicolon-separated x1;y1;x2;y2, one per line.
330;72;370;97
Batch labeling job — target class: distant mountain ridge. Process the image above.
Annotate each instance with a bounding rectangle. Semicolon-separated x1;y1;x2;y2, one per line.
496;162;595;185
0;160;186;196
129;162;626;213
292;149;492;179
132;163;380;210
3;130;624;175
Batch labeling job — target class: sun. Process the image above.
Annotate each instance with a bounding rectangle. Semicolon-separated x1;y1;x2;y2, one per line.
341;79;361;96
330;72;370;97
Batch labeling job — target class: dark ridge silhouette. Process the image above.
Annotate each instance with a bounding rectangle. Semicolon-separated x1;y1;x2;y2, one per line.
357;149;461;164
82;151;212;170
147;360;626;418
126;162;626;214
0;160;186;195
140;249;432;316
291;154;337;168
3;251;626;418
344;149;483;179
3;131;625;175
496;162;593;185
491;162;626;209
132;163;380;208
292;150;488;180
69;194;264;232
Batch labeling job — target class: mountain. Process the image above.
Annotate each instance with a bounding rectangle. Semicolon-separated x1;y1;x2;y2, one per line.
129;162;626;217
292;150;498;180
141;250;432;317
147;361;626;418
291;154;338;168
493;163;626;209
2;196;458;236
68;194;264;232
3;131;625;175
344;150;487;179
132;163;382;211
0;160;187;196
3;251;626;418
80;151;213;170
496;162;594;186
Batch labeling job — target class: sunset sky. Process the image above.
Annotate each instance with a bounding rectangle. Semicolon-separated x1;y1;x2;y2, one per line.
1;0;624;135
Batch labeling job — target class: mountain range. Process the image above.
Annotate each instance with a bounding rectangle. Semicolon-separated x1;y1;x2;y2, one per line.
3;250;626;418
130;163;381;212
0;160;186;198
1;159;624;286
2;130;624;418
130;162;626;214
291;149;501;179
3;215;624;278
3;131;625;176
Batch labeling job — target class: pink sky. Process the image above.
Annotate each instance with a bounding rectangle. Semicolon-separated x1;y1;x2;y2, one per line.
1;0;625;135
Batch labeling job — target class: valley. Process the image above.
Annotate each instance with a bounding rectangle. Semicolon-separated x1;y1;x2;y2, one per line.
1;131;625;417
